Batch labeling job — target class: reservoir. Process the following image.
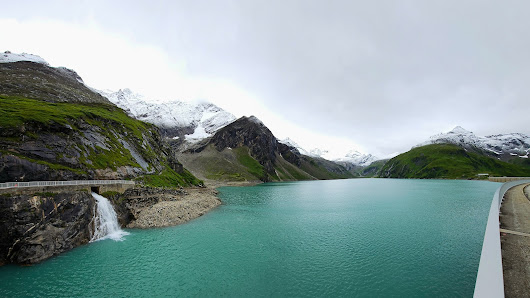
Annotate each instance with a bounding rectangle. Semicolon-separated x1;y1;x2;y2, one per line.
0;179;499;297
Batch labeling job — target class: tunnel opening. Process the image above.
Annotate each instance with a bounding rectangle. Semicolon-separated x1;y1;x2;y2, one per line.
91;186;100;194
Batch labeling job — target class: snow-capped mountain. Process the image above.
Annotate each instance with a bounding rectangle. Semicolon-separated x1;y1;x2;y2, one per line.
334;150;378;167
0;51;49;65
416;126;530;159
99;89;236;142
279;138;378;167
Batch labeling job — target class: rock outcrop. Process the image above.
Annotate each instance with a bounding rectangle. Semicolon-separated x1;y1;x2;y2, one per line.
0;186;221;266
0;191;95;265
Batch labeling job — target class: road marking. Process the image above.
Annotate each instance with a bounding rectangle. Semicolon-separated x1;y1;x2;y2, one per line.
500;228;530;237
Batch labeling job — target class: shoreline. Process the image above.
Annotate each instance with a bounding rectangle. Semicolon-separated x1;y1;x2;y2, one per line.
118;187;222;229
126;180;262;229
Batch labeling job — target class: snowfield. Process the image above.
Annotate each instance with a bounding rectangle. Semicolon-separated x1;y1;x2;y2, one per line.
0;51;49;65
99;89;236;142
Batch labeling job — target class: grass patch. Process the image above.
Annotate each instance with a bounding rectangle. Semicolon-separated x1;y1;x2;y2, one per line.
136;167;203;188
34;192;56;197
101;191;120;198
0;95;151;140
233;147;265;179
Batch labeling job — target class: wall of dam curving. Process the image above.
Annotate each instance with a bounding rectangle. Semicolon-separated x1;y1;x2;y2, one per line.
474;179;530;297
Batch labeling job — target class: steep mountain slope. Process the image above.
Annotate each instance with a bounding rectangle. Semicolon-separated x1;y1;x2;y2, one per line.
416;126;530;161
0;54;200;187
99;89;236;145
378;144;530;179
180;116;353;183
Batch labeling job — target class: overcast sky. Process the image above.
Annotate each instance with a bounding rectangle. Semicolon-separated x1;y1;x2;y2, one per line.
2;0;529;158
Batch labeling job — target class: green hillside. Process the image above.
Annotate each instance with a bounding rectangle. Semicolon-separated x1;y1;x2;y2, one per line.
378;144;530;179
0;95;202;187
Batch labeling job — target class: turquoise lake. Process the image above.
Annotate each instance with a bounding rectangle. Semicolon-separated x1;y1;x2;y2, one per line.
0;179;500;297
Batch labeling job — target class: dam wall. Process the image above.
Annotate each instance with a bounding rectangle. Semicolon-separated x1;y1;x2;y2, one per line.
474;179;530;297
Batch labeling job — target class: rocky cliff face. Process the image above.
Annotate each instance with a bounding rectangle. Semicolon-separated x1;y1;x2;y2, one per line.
0;191;95;265
0;187;220;266
0;99;173;181
207;116;278;179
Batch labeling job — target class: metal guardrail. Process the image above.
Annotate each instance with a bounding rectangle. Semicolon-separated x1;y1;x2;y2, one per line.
474;179;530;297
0;180;135;189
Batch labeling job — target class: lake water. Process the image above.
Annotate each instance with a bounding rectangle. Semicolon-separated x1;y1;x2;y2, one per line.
0;179;500;297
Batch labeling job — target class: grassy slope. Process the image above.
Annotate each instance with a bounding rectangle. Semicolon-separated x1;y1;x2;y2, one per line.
0;96;201;187
299;156;354;180
179;144;350;183
274;155;315;181
379;143;530;179
360;160;387;177
178;145;263;182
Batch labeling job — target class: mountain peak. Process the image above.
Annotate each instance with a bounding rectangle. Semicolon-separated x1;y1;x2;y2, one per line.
248;115;264;125
449;126;472;134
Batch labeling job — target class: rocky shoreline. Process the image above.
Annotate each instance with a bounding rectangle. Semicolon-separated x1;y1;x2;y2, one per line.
111;187;221;229
0;186;223;266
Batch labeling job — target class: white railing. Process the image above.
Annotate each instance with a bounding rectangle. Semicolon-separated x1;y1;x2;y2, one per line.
0;180;135;189
474;179;530;297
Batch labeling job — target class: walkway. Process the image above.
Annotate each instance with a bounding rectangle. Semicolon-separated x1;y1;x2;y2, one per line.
0;180;134;189
500;183;530;297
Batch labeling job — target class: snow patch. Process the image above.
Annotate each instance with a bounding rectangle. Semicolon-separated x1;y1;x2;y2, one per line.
416;126;530;157
0;51;49;65
99;88;236;142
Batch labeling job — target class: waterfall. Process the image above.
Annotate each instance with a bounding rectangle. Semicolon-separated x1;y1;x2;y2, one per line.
90;192;129;242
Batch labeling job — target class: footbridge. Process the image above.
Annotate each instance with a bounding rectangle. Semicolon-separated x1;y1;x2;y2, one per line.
0;180;135;195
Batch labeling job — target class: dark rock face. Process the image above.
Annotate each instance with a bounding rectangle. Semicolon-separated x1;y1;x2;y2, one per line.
0;192;95;265
204;116;279;180
278;142;302;167
0;155;86;182
0;61;111;104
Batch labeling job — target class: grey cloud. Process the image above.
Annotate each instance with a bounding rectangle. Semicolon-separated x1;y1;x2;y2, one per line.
3;0;530;155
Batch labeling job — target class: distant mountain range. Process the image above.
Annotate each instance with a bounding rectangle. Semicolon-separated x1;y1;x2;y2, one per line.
279;138;378;167
2;51;529;183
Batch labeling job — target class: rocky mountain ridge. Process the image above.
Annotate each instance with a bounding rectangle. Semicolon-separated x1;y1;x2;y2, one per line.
181;116;353;182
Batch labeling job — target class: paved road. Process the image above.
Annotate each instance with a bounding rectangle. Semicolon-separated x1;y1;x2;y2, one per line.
500;183;530;297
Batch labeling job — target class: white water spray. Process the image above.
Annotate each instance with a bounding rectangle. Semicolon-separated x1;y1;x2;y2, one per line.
90;192;129;242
